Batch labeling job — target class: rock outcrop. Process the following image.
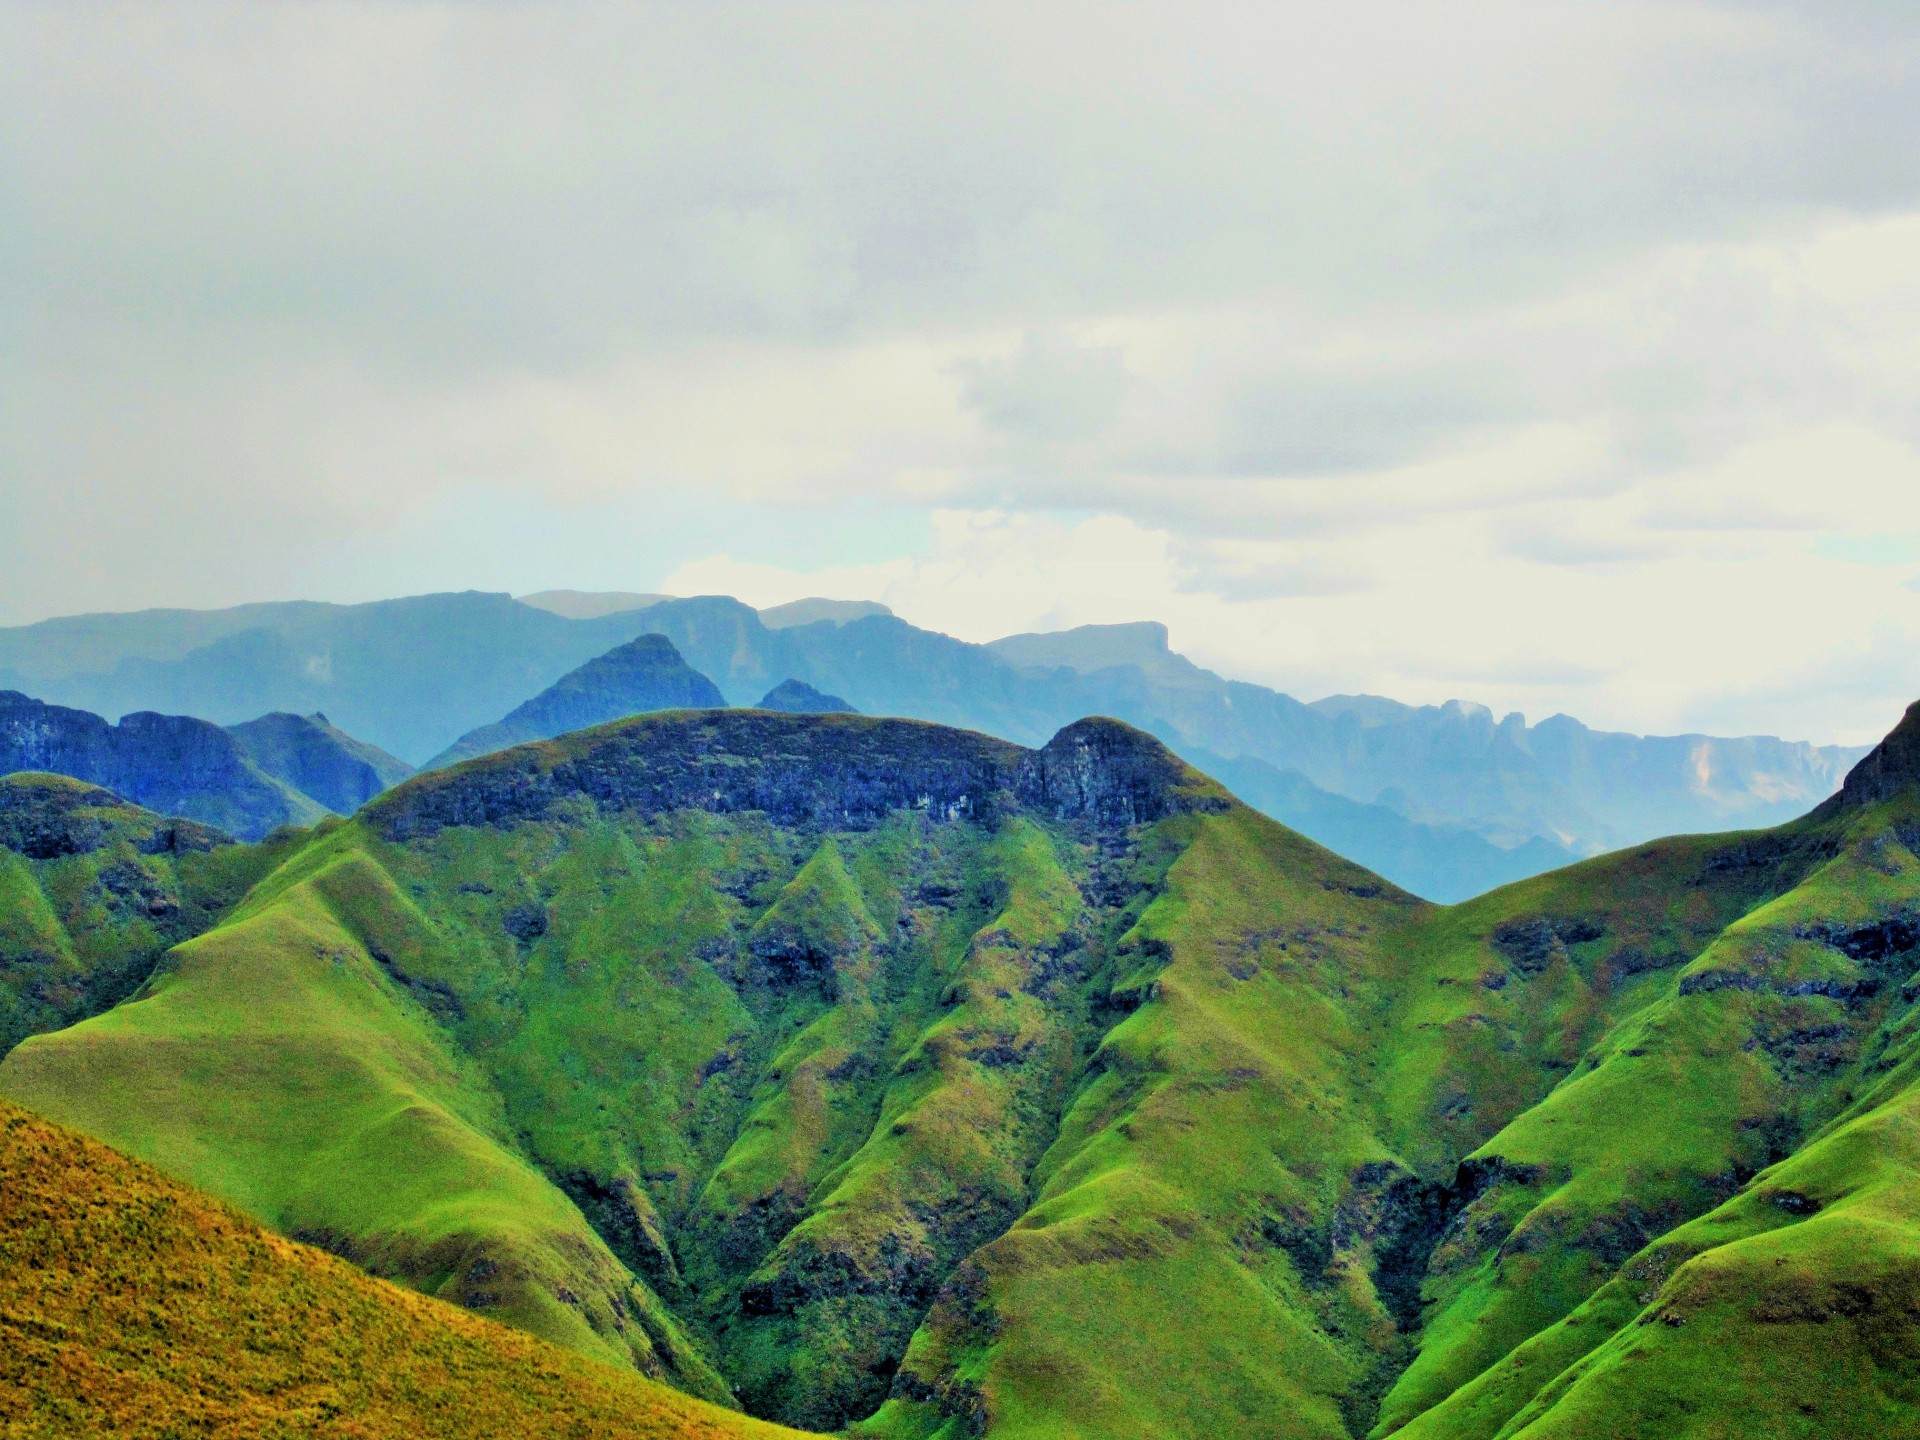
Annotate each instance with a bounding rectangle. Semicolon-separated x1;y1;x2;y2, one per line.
1818;698;1920;814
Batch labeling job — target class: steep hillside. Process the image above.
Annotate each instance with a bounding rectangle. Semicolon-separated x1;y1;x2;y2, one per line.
0;1096;815;1440
8;701;1917;1439
228;710;414;812
429;634;726;768
2;690;324;840
1376;702;1920;1439
0;772;299;1052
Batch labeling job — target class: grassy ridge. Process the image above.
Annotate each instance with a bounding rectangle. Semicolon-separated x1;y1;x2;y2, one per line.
0;1097;815;1440
0;772;301;1052
1384;785;1920;1438
1;820;730;1401
9;705;1920;1439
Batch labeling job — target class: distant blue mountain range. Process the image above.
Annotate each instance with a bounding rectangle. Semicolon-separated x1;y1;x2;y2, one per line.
0;590;1864;901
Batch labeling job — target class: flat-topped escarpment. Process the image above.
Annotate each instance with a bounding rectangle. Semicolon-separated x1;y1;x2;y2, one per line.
373;710;1226;841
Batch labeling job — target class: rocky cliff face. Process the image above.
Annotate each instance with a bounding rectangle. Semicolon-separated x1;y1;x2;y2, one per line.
376;710;1221;844
1015;715;1229;826
1819;697;1920;813
0;691;306;840
428;634;728;769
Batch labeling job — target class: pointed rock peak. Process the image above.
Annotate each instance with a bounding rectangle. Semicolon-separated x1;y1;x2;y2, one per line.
1829;699;1920;811
1019;717;1229;826
584;632;691;670
756;679;858;715
552;634;726;705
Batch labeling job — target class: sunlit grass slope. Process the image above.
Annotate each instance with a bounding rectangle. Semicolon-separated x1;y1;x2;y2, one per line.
1;816;730;1400
0;817;728;1399
1379;705;1920;1438
11;700;1920;1439
0;771;301;1052
0;1097;817;1440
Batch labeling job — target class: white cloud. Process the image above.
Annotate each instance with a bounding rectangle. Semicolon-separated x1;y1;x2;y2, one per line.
6;2;1920;743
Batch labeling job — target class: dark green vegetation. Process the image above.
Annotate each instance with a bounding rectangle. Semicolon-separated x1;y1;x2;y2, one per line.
2;691;412;840
429;634;728;769
0;772;301;1053
0;591;1864;896
7;702;1920;1438
756;678;858;714
0;1096;816;1440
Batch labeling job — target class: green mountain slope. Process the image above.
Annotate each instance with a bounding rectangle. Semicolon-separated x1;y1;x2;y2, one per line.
0;1096;815;1440
0;772;301;1053
1378;704;1920;1438
7;703;1920;1438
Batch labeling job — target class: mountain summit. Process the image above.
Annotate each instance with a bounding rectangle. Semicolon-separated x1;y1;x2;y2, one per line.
427;633;726;769
1820;696;1920;812
756;678;858;714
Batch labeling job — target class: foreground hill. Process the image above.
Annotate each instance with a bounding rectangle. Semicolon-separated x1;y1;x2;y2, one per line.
0;1096;814;1440
7;704;1920;1437
0;591;1863;895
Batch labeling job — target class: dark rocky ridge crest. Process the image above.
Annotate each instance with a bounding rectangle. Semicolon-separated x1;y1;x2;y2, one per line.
371;710;1223;842
0;773;231;860
1818;698;1920;815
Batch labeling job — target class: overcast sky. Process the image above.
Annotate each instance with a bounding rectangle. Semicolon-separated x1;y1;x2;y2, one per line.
5;2;1920;742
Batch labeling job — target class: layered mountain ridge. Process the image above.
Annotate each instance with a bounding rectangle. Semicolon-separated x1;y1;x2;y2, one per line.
0;591;1864;899
7;701;1920;1436
1;690;412;840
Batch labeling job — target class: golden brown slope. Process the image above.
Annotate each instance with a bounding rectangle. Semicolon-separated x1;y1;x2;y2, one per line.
0;1097;817;1440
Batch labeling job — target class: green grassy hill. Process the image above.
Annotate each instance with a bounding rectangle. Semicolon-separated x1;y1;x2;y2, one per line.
0;1096;815;1439
0;772;302;1053
6;705;1920;1437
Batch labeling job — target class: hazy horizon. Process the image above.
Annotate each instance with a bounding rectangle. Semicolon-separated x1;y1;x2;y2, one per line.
6;2;1920;745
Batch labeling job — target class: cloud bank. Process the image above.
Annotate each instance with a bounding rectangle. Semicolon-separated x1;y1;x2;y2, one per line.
4;1;1919;741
